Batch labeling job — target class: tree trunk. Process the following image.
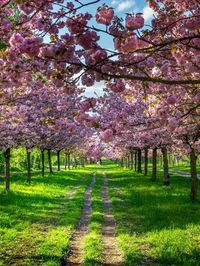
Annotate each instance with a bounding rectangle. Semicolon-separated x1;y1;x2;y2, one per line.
127;155;130;168
57;150;61;171
68;153;71;170
144;148;148;176
134;151;137;171
137;149;142;173
121;157;124;168
162;147;170;186
151;148;157;181
48;149;53;174
41;149;45;177
26;149;31;183
4;148;11;191
64;153;67;170
130;150;134;170
190;148;198;201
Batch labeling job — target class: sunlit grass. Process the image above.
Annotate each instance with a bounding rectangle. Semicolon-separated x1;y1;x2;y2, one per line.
0;161;200;265
0;168;92;265
102;162;200;266
83;172;103;266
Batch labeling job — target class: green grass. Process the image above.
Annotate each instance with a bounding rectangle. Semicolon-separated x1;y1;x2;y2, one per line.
1;161;200;265
100;161;200;266
83;170;104;266
168;164;200;174
0;168;93;266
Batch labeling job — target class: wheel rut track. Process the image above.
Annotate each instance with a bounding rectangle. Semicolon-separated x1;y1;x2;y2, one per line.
61;173;96;266
101;172;124;266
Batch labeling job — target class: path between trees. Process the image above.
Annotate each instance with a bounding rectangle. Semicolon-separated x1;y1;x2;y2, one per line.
62;172;96;265
101;172;124;266
62;171;124;266
158;168;200;180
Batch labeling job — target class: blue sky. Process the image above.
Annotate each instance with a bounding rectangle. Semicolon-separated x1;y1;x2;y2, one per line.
51;0;154;47
83;0;151;15
80;0;155;97
51;1;155;97
80;0;154;50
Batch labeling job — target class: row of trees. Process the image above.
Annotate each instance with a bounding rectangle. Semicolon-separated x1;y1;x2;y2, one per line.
0;1;199;199
90;90;199;200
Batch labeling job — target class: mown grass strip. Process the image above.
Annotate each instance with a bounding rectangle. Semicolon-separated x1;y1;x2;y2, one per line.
104;162;200;266
0;168;92;266
83;171;103;266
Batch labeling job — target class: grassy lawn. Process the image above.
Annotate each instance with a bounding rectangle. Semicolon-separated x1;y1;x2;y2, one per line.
101;161;200;266
83;171;103;266
168;164;200;174
0;168;93;266
1;161;200;266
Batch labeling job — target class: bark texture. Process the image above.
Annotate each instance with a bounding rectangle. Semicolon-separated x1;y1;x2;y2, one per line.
162;147;170;186
26;149;31;183
41;149;45;177
144;148;148;176
4;148;11;191
151;148;157;181
137;149;142;173
190;148;198;201
57;150;61;171
48;149;53;174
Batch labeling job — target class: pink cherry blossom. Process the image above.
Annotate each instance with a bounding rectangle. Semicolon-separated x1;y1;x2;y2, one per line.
96;6;114;25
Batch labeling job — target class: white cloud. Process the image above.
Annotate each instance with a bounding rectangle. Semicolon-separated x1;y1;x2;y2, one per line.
111;0;117;5
117;1;135;12
143;5;155;21
84;81;105;98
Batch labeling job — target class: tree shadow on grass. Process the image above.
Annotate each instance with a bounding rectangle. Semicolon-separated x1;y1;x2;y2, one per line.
1;253;62;266
123;247;200;266
103;165;200;265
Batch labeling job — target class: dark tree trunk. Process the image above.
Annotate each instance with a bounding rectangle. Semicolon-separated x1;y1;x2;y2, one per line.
41;149;45;177
57;150;61;171
137;149;142;173
151;148;157;181
127;155;130;168
190;148;198;201
26;149;31;183
144;148;148;176
162;147;170;186
130;150;134;170
48;149;53;174
121;157;124;168
64;153;67;170
68;153;71;170
134;151;137;171
4;148;11;191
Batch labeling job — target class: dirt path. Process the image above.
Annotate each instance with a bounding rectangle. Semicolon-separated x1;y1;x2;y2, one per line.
61;173;96;266
157;168;200;180
169;170;200;179
101;172;124;266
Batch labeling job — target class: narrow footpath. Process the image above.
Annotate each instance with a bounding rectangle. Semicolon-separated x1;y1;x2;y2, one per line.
157;168;200;180
101;172;124;266
62;173;96;266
